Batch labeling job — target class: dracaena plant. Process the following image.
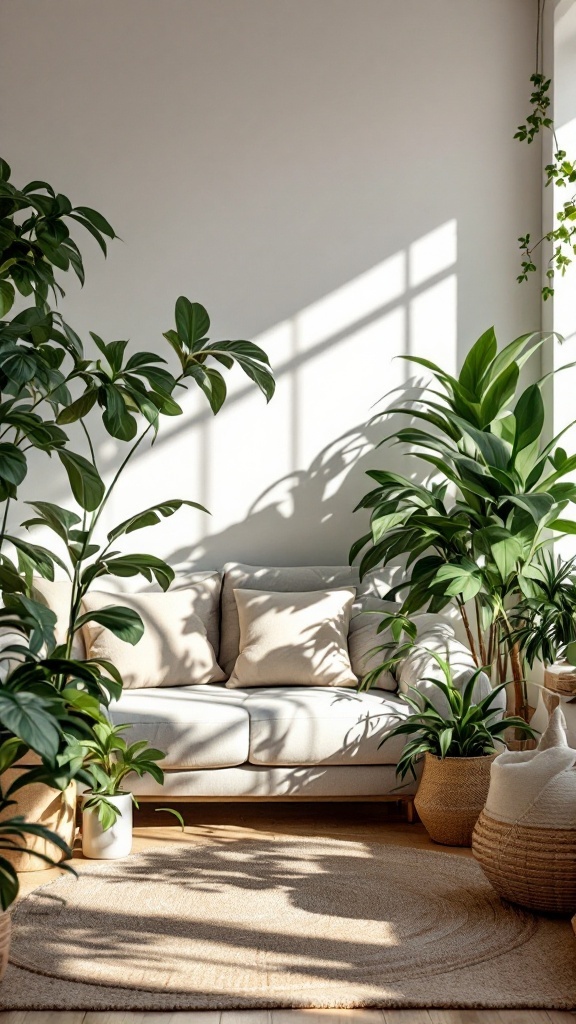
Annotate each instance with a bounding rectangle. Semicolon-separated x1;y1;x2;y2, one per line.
384;651;536;781
350;327;576;719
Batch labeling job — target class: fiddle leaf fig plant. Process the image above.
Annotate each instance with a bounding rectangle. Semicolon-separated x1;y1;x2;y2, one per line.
350;327;576;718
0;155;275;905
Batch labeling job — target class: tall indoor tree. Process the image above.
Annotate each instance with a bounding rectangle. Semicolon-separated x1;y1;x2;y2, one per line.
350;327;576;718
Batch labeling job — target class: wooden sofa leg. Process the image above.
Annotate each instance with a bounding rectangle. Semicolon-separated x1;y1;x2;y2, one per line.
405;798;416;824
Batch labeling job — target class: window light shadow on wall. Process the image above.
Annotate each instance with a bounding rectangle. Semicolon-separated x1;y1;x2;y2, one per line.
30;220;458;568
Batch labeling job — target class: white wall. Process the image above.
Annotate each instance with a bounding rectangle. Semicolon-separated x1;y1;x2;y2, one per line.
1;0;542;572
551;0;576;559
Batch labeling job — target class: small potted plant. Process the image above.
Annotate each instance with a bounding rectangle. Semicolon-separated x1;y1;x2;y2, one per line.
80;721;167;860
383;650;537;846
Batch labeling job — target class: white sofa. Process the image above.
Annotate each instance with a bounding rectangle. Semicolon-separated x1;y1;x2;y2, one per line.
88;562;500;807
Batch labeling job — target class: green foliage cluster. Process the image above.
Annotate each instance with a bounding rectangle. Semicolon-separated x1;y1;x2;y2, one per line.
0;157;275;905
509;549;576;668
384;651;536;781
351;327;576;715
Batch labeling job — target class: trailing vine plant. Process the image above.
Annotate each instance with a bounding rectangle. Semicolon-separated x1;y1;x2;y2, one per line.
516;0;576;299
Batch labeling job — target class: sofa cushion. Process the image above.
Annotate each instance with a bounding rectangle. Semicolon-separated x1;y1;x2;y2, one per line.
220;562;379;676
243;686;411;766
348;597;398;691
397;623;502;716
227;587;357;689
82;590;226;688
107;684;250;768
32;570;222;660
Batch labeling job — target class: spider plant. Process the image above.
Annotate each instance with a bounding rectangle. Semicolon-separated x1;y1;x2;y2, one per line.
384;650;537;780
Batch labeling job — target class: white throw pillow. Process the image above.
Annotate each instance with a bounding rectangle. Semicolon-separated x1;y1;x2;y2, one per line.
226;587;357;688
82;590;226;688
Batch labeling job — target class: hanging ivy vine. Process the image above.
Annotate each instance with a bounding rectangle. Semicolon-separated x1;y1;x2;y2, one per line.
516;0;576;299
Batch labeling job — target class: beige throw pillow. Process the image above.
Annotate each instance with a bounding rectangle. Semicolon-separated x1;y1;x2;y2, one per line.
220;562;378;676
82;591;226;689
226;587;357;688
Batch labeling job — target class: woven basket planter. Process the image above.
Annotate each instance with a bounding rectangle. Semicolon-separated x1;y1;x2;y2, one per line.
414;752;496;847
472;809;576;914
0;771;76;872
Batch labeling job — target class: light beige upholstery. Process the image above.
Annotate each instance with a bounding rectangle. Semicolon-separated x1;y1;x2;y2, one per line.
348;597;398;691
244;687;410;766
32;577;85;658
227;587;357;688
82;590;226;688
125;762;417;798
220;562;379;676
107;684;250;768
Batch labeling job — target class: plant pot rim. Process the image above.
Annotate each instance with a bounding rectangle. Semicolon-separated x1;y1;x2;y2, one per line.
423;752;497;764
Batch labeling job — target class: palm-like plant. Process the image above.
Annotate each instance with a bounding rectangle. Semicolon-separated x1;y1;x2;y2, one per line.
385;651;537;781
509;550;576;668
351;327;576;717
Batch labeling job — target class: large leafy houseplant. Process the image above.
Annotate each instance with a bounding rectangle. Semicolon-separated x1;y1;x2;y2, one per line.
0;157;275;903
350;327;576;718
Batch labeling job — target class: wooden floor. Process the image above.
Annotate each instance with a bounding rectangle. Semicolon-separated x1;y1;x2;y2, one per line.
6;801;576;1024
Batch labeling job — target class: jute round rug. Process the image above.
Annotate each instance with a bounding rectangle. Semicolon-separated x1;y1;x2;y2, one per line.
4;836;576;1010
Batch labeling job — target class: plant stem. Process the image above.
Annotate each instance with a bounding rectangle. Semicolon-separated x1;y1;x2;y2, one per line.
474;597;487;665
458;601;479;666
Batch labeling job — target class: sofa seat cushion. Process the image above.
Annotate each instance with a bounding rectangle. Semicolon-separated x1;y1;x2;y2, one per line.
107;685;251;769
243;687;411;766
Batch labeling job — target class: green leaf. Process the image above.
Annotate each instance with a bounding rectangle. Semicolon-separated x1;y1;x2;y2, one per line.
96;553;174;591
459;327;498;397
101;384;137;441
0;280;14;317
76;606;145;645
549;517;576;534
0;444;27;487
0;691;60;761
74;205;116;238
506;492;556;523
107;499;209;543
23;501;81;544
175;297;210;349
185;364;227;414
513;384;545;455
479;363;519;426
433;560;483;601
56;389;98;424
58;450;105;512
0;159;11;182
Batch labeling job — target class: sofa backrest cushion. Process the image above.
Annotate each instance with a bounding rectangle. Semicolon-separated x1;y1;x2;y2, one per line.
220;562;378;676
347;597;399;691
32;571;222;662
226;587;357;688
82;589;226;688
397;622;499;716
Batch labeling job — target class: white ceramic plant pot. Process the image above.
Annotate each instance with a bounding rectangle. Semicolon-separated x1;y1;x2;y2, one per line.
81;792;133;860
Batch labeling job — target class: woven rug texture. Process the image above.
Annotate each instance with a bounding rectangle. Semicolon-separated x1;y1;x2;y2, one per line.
2;836;575;1010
